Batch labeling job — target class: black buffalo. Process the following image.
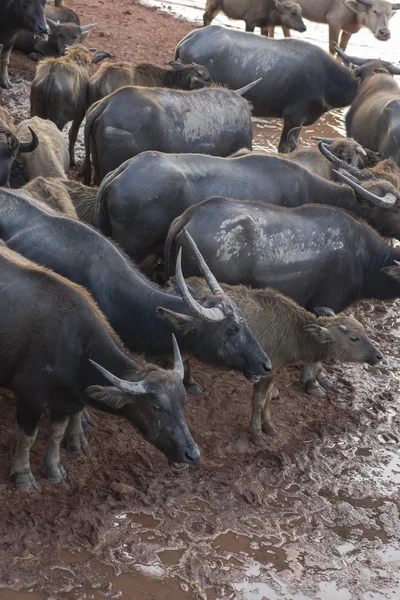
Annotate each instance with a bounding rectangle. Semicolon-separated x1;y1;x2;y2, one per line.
174;25;358;152
164;196;400;313
82;79;259;185
0;0;49;88
0;189;271;383
338;46;400;166
94;150;400;266
0;242;198;489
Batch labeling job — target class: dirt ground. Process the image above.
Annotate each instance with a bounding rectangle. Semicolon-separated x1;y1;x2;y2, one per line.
0;2;399;599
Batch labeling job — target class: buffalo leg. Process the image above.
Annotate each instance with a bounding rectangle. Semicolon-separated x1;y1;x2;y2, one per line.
282;26;291;37
339;31;352;51
267;26;275;37
0;42;14;89
183;359;204;396
11;399;43;489
65;410;90;456
245;23;256;32
203;0;220;26
249;373;275;446
69;113;85;167
328;23;341;55
44;414;69;483
315;362;331;389
301;363;326;397
81;407;95;429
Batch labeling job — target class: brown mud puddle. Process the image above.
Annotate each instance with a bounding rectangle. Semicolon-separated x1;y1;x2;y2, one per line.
0;1;400;599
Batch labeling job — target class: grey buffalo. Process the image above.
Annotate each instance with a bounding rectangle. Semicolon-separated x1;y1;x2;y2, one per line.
83;79;259;185
174;25;358;152
94;150;400;267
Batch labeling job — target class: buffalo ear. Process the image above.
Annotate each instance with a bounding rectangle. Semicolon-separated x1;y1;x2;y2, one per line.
303;324;334;343
381;265;400;283
314;306;336;317
273;0;285;12
155;307;197;334
85;385;132;409
168;60;186;71
345;0;367;13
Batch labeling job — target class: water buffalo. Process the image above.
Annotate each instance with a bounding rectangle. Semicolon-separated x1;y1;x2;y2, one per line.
83;79;259;185
88;60;213;106
15;20;96;60
165;197;400;312
0;0;49;88
0;107;38;186
30;45;111;166
174;26;358;152
182;278;382;444
268;0;400;53
0;240;197;489
203;0;306;34
14;117;69;182
0;190;271;385
94;150;400;267
338;48;400;166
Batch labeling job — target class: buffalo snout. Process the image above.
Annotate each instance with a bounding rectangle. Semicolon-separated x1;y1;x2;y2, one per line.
298;24;307;32
376;28;390;40
368;350;384;366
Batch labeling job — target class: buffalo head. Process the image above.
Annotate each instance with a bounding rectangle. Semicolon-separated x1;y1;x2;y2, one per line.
0;126;38;187
168;61;212;89
13;0;49;38
273;0;307;32
86;335;200;465
313;135;368;169
46;19;96;56
344;0;400;41
157;229;272;381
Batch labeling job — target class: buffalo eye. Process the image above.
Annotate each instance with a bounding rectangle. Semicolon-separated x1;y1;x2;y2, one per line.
227;326;240;337
291;10;297;15
152;405;163;414
350;336;360;342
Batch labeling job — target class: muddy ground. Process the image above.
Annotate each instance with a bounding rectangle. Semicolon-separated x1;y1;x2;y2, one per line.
0;1;399;599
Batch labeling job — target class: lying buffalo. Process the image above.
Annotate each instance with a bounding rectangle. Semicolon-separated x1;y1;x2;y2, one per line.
83;78;260;185
94;150;400;266
203;0;306;34
174;25;358;152
0;238;197;489
338;47;400;166
268;0;400;53
0;0;49;88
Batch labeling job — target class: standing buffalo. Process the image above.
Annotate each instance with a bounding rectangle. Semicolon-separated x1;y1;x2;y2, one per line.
203;0;306;34
268;0;400;53
174;26;358;152
0;0;49;88
339;48;400;166
88;60;213;106
83;79;259;185
94;150;400;266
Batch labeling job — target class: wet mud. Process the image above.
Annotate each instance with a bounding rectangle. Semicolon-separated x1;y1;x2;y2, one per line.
0;0;400;598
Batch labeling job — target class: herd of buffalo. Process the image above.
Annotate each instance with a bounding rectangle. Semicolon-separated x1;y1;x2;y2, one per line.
0;0;399;490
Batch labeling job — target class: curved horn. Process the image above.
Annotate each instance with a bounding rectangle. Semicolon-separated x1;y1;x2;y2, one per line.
18;127;39;154
392;2;400;8
311;136;335;144
89;359;148;394
235;77;262;96
319;142;376;180
46;18;59;28
334;170;398;207
92;50;112;64
80;23;97;32
355;144;367;156
175;247;224;322
182;228;224;297
287;126;301;150
333;42;369;66
172;334;184;380
387;62;400;75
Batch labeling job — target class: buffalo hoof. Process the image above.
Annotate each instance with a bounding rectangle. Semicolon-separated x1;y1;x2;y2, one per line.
0;79;12;89
304;382;326;398
317;375;332;390
249;430;264;447
81;408;95;429
65;432;90;457
69;157;76;168
187;383;204;396
45;464;67;485
14;471;40;491
262;421;277;437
